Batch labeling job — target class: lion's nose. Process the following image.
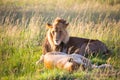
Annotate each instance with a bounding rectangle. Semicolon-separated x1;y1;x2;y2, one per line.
55;40;59;42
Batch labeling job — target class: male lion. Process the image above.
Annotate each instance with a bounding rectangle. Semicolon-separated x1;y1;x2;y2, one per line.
42;17;109;56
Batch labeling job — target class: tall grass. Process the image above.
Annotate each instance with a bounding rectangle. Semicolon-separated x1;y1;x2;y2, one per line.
0;0;120;80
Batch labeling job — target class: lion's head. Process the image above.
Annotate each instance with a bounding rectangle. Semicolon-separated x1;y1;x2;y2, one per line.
63;58;80;72
46;17;69;48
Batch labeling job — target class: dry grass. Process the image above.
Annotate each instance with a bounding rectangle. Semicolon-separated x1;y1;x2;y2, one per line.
0;0;120;80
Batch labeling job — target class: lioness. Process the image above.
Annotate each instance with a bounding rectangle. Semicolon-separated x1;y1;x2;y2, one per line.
36;52;92;71
36;52;112;71
42;17;109;56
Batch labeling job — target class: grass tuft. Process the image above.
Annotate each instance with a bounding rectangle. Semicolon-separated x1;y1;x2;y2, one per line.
0;0;120;79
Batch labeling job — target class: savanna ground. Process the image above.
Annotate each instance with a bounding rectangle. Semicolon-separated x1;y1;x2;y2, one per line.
0;0;120;80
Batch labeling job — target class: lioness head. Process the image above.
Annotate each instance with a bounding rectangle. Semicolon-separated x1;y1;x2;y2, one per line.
46;17;69;47
57;57;80;72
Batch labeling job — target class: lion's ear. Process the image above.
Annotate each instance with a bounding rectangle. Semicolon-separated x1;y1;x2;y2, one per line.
68;58;73;62
46;23;53;28
64;23;69;28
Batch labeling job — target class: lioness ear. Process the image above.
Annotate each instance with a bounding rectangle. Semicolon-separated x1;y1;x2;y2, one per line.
68;58;73;62
46;23;53;28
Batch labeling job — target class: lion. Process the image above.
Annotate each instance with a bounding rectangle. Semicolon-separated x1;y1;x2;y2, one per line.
36;52;112;72
36;52;91;71
42;17;110;56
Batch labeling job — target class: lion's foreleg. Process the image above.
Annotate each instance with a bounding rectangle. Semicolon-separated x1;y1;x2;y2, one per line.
36;54;44;65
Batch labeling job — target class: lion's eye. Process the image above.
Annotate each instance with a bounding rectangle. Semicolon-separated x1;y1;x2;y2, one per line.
52;31;55;34
59;31;62;33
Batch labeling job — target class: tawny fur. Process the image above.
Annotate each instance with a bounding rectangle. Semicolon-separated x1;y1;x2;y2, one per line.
42;17;109;56
36;52;91;71
36;52;112;71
